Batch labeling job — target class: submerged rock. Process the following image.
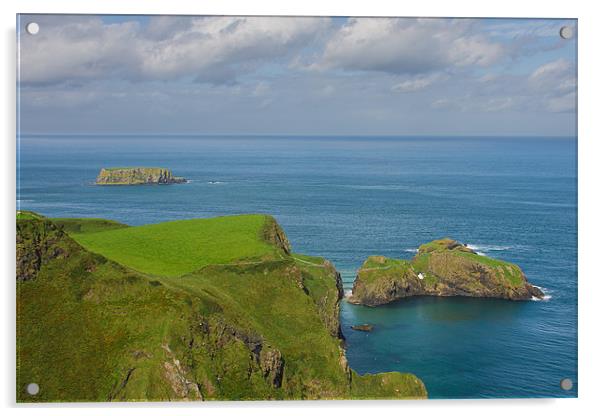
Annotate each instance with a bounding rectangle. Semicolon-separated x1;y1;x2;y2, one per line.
96;167;186;185
349;238;545;306
351;324;374;332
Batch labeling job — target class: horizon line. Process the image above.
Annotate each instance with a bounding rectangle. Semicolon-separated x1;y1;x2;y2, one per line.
18;133;577;139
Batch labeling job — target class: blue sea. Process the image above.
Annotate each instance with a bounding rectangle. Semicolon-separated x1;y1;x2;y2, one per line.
16;135;577;399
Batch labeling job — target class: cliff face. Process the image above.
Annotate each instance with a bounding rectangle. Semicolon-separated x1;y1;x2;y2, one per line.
95;167;186;185
296;256;345;340
262;216;292;255
349;238;544;307
16;213;427;402
17;213;67;281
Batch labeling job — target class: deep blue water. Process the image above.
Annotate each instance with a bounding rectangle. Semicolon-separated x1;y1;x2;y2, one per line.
16;135;577;399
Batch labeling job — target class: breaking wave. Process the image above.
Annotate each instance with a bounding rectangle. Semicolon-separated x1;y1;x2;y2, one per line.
466;244;514;254
531;285;552;302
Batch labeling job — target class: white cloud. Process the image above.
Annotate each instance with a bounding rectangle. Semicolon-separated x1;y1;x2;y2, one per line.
19;17;141;84
138;16;329;82
430;59;576;114
528;59;576;112
546;92;575;112
430;94;521;113
319;18;505;75
252;81;271;97
528;59;574;92
392;73;447;93
19;16;331;85
431;98;459;110
482;97;516;112
484;20;573;39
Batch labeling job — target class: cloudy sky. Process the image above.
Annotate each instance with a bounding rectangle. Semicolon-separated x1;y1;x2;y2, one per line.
18;15;576;136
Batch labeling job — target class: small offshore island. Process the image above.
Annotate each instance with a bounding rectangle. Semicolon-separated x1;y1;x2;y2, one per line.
349;238;545;307
96;167;186;185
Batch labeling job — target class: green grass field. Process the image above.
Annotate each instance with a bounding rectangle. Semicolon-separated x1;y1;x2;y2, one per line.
70;215;284;277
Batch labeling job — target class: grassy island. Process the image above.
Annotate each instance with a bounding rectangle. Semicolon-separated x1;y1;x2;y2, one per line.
95;167;186;185
349;238;544;306
16;211;426;402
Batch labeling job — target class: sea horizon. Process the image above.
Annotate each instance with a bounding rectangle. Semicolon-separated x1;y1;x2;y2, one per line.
18;133;578;139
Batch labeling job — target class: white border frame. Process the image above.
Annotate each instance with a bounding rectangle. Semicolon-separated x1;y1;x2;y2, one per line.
3;1;600;415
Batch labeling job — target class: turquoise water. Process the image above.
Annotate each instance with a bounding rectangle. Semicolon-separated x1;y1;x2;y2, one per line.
17;135;577;398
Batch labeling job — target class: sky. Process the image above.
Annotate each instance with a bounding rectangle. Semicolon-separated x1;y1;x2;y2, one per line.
17;15;577;136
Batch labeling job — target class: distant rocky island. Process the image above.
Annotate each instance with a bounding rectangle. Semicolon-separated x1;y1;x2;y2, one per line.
349;238;545;306
96;167;186;185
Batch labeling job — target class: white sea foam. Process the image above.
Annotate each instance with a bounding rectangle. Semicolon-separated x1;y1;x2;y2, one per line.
531;285;552;301
403;248;419;253
207;181;225;185
466;243;514;253
344;289;353;299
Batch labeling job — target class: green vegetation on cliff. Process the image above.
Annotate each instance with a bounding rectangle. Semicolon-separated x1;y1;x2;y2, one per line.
51;218;129;234
16;212;426;402
96;167;186;185
349;238;544;306
16;210;45;220
72;215;287;277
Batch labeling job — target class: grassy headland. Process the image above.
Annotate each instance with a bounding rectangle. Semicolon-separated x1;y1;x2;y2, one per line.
16;212;426;402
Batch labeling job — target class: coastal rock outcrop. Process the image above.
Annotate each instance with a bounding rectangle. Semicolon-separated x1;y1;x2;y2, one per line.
349;238;545;306
95;167;186;185
17;213;66;281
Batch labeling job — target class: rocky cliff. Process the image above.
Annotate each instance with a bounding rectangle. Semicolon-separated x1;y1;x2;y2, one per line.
95;167;186;185
17;212;66;281
349;238;545;306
